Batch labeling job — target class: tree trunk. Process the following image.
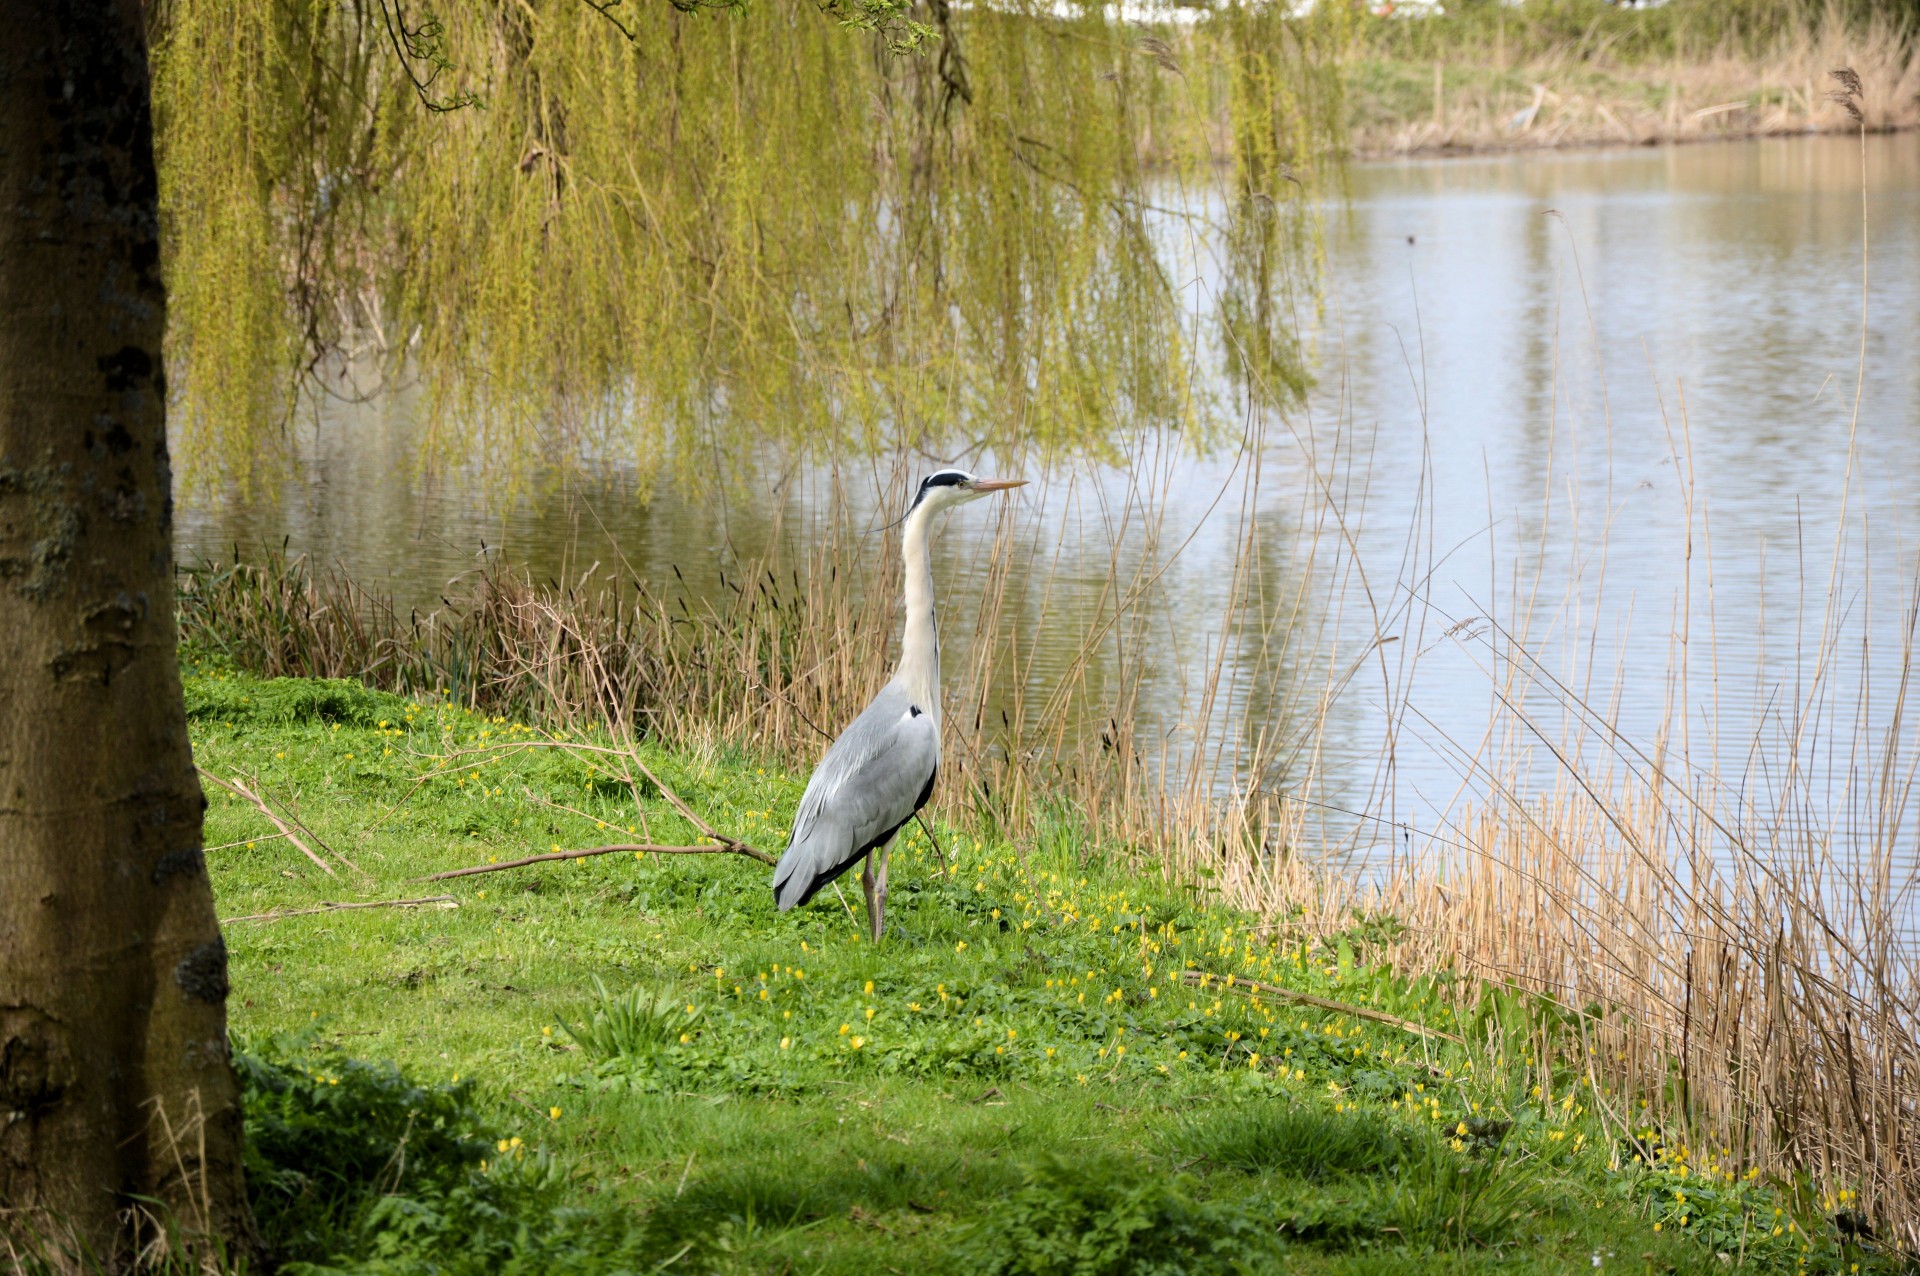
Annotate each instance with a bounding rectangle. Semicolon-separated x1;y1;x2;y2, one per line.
0;1;258;1268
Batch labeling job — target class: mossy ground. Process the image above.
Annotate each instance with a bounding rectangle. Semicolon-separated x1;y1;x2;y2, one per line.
190;664;1884;1273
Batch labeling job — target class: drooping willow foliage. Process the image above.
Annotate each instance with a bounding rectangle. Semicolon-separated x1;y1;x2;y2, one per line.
151;0;1349;497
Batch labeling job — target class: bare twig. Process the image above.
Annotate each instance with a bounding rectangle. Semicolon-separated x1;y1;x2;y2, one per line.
427;733;763;861
417;840;774;882
198;768;337;877
831;880;861;929
259;777;363;873
204;831;291;854
522;784;626;832
223;895;458;924
912;812;951;876
359;771;434;842
1178;969;1463;1044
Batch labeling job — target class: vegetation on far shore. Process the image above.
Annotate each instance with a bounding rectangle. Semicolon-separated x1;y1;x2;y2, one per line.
1341;0;1919;155
192;662;1892;1273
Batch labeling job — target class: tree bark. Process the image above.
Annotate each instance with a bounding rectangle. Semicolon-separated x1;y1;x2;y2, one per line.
0;1;258;1268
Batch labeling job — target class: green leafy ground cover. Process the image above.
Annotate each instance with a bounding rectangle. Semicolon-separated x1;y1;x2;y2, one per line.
191;665;1887;1273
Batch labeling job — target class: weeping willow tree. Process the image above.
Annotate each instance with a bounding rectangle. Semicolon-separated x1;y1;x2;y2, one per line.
152;0;1349;497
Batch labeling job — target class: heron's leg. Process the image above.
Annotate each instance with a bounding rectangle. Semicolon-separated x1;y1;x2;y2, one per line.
870;839;892;943
860;854;878;941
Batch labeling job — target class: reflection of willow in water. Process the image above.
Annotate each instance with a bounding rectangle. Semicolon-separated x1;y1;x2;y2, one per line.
151;0;1349;496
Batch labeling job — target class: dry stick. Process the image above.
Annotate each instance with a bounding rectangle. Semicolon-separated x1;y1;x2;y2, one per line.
359;769;436;842
831;881;862;931
1177;969;1464;1045
475;732;766;861
617;744;764;859
522;785;626;833
223;896;458;924
257;775;364;874
417;840;775;883
204;831;291;854
548;735;774;865
198;769;337;877
912;813;952;877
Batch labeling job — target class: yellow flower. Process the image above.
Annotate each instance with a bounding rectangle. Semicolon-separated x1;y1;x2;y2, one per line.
780;1037;791;1049
549;1106;561;1120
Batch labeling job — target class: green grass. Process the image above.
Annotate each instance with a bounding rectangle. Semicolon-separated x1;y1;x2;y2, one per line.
191;661;1887;1273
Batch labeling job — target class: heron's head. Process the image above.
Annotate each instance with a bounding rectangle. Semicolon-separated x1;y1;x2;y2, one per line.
909;469;1027;516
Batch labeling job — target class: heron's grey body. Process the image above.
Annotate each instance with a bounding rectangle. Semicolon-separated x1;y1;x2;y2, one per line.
771;470;1022;940
769;681;938;915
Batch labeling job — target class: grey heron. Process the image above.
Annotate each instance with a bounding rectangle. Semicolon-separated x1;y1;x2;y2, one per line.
771;470;1026;940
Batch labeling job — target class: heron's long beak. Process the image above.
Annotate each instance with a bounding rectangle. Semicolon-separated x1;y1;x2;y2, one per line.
970;478;1028;493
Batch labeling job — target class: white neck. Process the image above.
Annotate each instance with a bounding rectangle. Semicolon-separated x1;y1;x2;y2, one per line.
893;498;942;720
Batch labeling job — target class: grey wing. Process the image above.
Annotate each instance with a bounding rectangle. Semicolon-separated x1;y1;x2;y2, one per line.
772;683;939;911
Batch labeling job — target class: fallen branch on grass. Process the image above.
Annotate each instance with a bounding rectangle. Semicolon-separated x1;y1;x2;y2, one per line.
198;768;339;877
1178;969;1463;1044
417;839;776;882
222;895;458;924
203;830;292;854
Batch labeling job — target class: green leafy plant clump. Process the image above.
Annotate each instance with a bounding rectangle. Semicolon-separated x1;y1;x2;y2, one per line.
235;1037;661;1274
957;1154;1279;1275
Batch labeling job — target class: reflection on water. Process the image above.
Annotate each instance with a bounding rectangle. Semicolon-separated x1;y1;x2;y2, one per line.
179;133;1920;872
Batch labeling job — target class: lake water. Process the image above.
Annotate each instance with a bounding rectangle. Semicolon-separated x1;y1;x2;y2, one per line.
178;132;1920;873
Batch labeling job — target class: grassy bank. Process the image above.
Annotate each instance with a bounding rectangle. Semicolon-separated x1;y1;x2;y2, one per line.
193;665;1885;1272
1338;0;1918;155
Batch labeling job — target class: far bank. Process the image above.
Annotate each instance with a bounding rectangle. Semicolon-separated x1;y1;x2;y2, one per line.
1339;0;1917;157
